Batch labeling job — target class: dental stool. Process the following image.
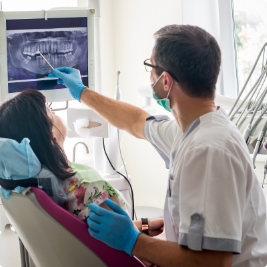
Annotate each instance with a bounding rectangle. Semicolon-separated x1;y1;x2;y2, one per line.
2;187;145;267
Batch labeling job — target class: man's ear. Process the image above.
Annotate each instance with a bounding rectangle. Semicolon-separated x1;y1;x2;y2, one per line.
163;72;173;92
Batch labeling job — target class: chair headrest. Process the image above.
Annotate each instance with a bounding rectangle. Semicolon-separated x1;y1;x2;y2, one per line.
0;137;41;179
0;138;41;200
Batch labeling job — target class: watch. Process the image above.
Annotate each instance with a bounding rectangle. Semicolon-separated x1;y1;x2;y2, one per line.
141;218;149;235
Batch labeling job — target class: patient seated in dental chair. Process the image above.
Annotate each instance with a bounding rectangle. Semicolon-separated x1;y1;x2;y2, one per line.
0;89;126;221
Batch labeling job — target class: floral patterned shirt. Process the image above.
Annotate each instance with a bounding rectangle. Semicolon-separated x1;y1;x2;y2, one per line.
60;163;126;221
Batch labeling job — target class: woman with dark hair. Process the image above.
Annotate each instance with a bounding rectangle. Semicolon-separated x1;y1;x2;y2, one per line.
0;89;126;220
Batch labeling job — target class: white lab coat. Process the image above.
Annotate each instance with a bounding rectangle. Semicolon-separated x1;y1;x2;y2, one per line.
144;107;267;267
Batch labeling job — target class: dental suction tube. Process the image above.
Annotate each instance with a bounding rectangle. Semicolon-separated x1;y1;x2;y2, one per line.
262;140;267;187
252;120;267;168
104;70;123;176
235;71;267;127
250;105;267;134
248;85;267;125
237;82;267;129
242;104;267;144
242;85;267;142
229;42;267;118
230;66;267;121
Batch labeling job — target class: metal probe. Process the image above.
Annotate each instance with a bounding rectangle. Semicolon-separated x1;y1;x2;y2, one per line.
38;51;54;70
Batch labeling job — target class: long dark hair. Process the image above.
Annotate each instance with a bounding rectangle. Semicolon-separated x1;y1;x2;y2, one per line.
0;89;75;180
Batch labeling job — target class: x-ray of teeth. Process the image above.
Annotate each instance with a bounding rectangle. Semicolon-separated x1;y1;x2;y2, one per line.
7;30;88;78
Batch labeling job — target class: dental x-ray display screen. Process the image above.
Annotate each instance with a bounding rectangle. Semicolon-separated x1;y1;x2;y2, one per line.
6;17;88;93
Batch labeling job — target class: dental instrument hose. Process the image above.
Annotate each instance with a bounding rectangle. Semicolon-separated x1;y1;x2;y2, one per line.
229;44;267;118
102;138;135;220
252;119;267;168
102;70;135;220
115;70;136;218
263;140;267;188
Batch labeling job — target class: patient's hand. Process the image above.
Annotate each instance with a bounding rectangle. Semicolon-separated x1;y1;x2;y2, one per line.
133;218;164;237
100;196;120;211
148;218;164;237
141;259;155;267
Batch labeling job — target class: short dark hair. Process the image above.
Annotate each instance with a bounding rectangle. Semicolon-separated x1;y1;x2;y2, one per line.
153;25;221;99
0;89;75;180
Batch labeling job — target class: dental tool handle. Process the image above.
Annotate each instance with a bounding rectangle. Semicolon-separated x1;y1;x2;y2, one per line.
38;52;54;70
263;157;267;187
115;70;121;101
252;130;264;168
262;140;267;188
229;42;267;117
104;69;124;176
243;124;252;144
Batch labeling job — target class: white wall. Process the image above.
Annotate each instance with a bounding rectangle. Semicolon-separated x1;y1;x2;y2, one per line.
98;0;116;98
103;0;183;208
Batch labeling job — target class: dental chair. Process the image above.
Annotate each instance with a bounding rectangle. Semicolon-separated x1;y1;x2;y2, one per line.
2;187;145;267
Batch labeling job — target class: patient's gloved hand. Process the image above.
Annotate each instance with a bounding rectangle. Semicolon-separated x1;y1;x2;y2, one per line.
87;199;141;256
48;67;87;101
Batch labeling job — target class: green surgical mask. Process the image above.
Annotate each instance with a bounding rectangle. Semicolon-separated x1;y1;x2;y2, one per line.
151;72;173;112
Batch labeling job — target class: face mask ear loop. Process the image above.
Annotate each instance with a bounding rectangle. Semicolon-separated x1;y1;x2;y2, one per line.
152;72;165;88
166;78;174;99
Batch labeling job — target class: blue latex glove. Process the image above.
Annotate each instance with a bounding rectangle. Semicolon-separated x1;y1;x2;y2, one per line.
48;67;87;101
87;198;141;256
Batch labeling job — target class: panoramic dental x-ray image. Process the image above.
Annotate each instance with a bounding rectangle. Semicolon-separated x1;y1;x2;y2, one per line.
6;18;88;93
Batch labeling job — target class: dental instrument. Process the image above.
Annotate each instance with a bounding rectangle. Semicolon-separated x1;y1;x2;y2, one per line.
236;70;267;128
115;70;121;100
252;120;267;169
263;140;267;188
229;42;267;119
101;70;136;220
38;51;54;70
228;42;267;180
104;70;123;176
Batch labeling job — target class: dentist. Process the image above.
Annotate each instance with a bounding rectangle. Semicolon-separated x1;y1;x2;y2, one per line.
48;25;267;267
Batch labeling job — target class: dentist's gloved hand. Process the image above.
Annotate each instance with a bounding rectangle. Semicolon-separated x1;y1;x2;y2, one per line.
87;198;141;256
48;67;87;101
